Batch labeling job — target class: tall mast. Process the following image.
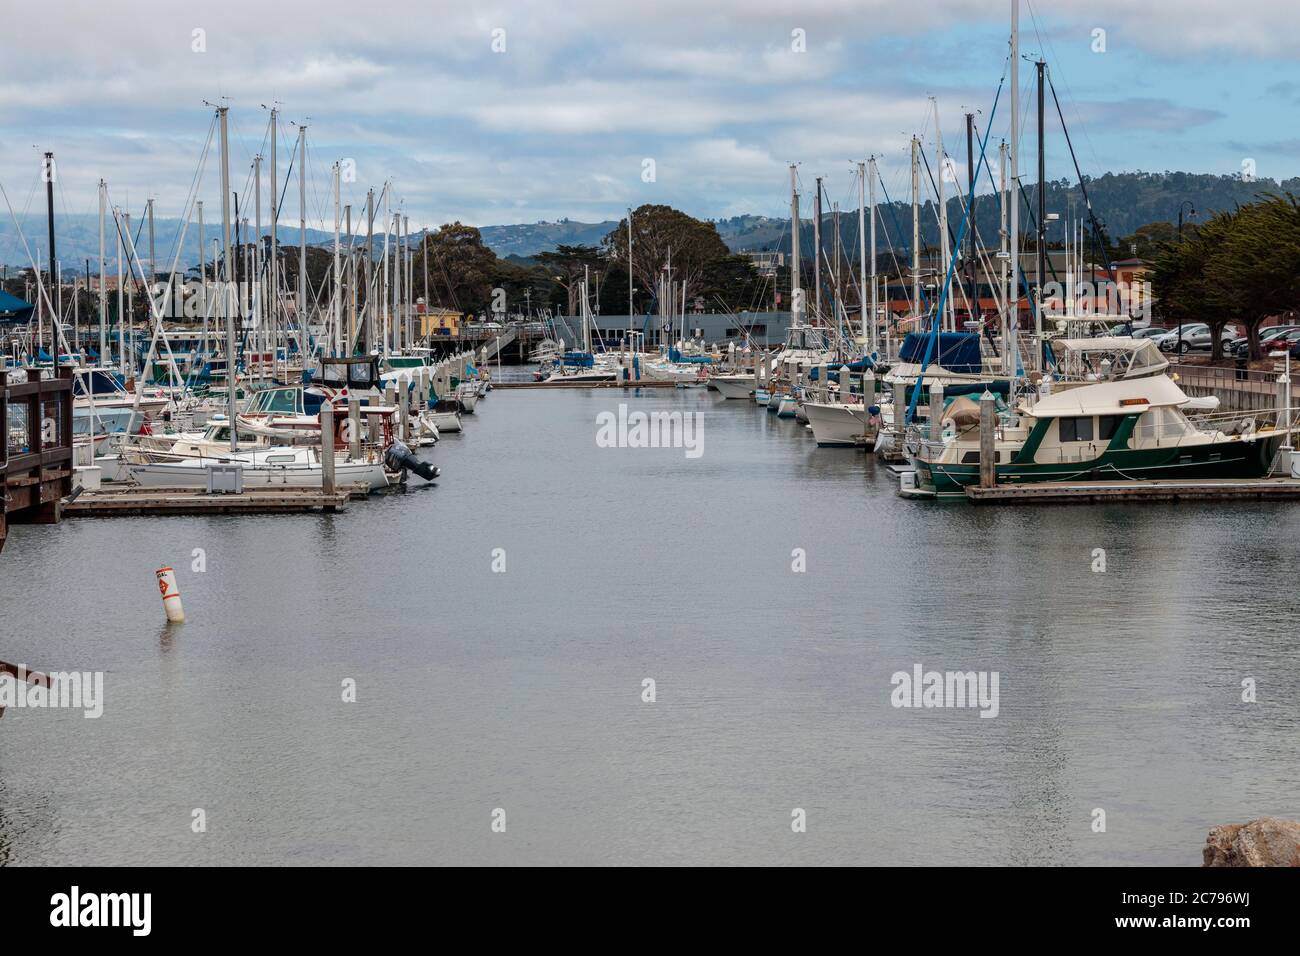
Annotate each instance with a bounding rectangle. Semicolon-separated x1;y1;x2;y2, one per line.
999;140;1009;370
382;188;391;355
269;108;278;359
933;97;950;332
403;215;411;347
197;200;206;321
219;106;237;452
1009;0;1020;377
868;157;879;357
813;176;822;322
966;111;977;321
44;151;55;356
98;179;107;361
365;189;374;352
298;124;307;328
789;165;800;327
910;136;920;326
857;161;867;353
627;207;634;332
254;154;263;338
147;197;156;287
332;162;341;357
1036;58;1046;371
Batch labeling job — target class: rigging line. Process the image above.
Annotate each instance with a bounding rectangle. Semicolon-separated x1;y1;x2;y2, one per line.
875;171;931;315
905;75;1004;425
1048;72;1124;299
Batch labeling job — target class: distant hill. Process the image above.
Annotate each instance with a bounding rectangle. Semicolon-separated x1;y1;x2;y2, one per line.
5;172;1297;272
477;219;619;258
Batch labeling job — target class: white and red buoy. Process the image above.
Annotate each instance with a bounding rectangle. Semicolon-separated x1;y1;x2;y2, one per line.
156;566;185;623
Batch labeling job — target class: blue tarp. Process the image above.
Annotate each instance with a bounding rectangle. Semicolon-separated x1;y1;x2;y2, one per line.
898;332;983;374
561;351;594;368
0;289;35;324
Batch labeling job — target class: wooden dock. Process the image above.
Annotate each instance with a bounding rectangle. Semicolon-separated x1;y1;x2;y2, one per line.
965;478;1300;505
63;485;366;517
492;380;683;389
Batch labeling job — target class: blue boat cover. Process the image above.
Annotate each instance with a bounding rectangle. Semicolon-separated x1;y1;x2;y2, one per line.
898;332;982;374
807;356;876;380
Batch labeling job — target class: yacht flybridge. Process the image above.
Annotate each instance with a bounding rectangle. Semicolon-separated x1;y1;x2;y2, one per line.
910;338;1287;497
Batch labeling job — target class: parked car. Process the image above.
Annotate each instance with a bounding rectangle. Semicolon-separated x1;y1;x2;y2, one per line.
1227;325;1300;358
1132;326;1170;341
1157;323;1241;353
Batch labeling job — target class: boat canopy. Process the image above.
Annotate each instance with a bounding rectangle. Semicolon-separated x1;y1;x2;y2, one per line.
1048;337;1169;380
561;351;594;368
898;332;982;374
1027;373;1189;418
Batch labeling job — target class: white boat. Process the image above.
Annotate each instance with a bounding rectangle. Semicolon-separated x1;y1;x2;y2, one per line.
803;401;880;447
122;446;391;491
710;373;755;400
456;383;479;413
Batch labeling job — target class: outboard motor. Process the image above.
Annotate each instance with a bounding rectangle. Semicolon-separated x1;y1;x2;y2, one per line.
384;440;440;482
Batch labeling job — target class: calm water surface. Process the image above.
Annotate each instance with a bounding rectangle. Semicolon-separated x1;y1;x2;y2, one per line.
2;376;1298;865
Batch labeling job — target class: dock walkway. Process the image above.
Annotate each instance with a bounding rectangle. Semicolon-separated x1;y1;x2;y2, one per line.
63;485;366;517
965;478;1300;504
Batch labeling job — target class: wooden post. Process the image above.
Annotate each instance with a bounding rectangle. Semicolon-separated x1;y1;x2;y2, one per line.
892;379;906;444
348;398;361;459
929;382;945;441
979;389;996;488
320;401;336;495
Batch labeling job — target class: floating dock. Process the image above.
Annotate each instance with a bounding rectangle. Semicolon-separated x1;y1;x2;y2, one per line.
965;478;1300;505
492;380;684;389
62;485;366;517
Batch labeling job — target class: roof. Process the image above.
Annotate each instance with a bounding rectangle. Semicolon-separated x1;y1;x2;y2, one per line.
1027;373;1188;417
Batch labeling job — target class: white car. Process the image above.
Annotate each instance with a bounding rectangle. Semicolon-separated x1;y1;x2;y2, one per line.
1157;323;1241;354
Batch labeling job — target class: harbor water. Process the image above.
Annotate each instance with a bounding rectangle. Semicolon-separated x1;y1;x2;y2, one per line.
2;380;1298;865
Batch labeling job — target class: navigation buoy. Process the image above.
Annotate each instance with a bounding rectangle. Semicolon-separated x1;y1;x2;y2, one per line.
156;566;185;623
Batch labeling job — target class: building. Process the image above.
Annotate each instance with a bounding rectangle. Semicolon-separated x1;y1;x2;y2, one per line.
418;306;462;338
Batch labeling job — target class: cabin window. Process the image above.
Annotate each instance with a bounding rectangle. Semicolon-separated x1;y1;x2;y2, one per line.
1058;416;1093;443
961;451;980;464
1098;415;1121;441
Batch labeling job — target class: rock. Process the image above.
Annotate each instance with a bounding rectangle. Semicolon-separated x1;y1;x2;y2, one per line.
1203;817;1300;867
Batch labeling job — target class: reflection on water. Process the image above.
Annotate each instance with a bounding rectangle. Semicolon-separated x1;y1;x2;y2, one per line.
1;381;1298;865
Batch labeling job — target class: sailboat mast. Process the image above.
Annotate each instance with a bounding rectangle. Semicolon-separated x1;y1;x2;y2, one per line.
857;161;867;353
269;108;278;367
332;162;341;357
813;177;822;322
1009;0;1020;377
869;157;879;358
218;106;237;452
98;179;107;361
789;165;800;327
933;98;950;332
910;136;920;327
1035;58;1046;371
298;124;307;331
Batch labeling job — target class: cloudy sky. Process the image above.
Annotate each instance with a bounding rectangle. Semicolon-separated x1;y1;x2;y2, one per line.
1;0;1296;235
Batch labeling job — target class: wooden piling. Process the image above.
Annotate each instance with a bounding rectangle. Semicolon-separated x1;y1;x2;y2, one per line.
979;389;996;489
320;402;336;495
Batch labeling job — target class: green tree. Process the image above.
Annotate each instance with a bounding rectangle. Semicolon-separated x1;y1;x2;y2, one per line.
604;205;729;308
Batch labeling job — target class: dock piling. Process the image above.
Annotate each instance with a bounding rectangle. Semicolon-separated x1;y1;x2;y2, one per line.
320;402;336;495
979;389;996;488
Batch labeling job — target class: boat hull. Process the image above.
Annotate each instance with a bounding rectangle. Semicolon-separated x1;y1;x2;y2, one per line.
916;433;1285;497
123;458;391;491
803;402;878;447
711;375;755;399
